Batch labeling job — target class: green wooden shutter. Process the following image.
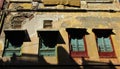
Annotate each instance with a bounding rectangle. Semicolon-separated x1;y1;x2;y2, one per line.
104;37;113;52
40;48;55;56
77;38;85;51
40;40;55;56
41;42;47;49
97;37;106;52
4;41;21;57
71;38;78;51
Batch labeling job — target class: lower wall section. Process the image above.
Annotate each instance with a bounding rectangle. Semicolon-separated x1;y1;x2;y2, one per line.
0;56;120;69
0;46;120;65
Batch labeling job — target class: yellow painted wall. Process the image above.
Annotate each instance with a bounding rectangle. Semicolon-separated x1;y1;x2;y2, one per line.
1;10;120;65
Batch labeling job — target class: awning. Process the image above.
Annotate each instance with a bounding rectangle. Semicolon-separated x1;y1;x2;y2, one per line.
66;28;89;36
37;30;65;45
92;29;114;36
4;29;31;46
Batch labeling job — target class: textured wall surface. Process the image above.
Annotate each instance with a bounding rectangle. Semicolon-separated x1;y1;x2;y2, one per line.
0;0;120;68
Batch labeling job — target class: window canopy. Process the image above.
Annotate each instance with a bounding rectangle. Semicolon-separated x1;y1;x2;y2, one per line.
37;30;65;44
4;29;31;46
92;29;114;37
66;28;89;36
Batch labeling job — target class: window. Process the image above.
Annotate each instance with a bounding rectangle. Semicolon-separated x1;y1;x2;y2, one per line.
93;29;116;58
97;37;113;52
3;39;21;57
43;20;52;28
66;28;88;58
39;39;55;56
3;30;31;57
37;31;59;56
70;37;85;52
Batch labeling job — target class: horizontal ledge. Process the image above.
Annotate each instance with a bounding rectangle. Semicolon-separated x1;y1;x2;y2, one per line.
37;29;59;32
4;29;27;31
5;9;119;12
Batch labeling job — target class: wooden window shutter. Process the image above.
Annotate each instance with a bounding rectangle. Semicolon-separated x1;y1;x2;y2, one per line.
104;37;113;52
78;38;85;51
71;38;78;51
98;37;105;52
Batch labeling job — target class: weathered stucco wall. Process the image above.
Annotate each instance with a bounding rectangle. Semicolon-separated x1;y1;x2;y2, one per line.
0;0;120;65
1;12;120;65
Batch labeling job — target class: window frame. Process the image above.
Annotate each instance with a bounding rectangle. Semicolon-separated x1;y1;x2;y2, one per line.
43;20;53;29
68;35;88;58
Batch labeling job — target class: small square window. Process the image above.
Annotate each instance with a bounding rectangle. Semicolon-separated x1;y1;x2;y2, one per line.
43;20;52;28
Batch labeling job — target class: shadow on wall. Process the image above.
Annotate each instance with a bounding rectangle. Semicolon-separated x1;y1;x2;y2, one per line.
0;46;117;69
82;57;116;69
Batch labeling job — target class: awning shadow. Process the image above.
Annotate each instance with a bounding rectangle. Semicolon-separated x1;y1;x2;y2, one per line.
0;46;82;69
82;57;116;69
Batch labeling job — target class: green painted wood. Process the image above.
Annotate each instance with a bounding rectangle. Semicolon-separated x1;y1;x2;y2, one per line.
98;37;106;52
4;41;21;57
78;38;85;51
39;41;55;56
97;37;113;52
71;38;85;52
104;37;113;52
71;38;78;51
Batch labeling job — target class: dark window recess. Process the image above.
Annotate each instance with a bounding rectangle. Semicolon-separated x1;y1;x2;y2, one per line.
43;20;52;28
66;28;89;58
93;29;116;58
